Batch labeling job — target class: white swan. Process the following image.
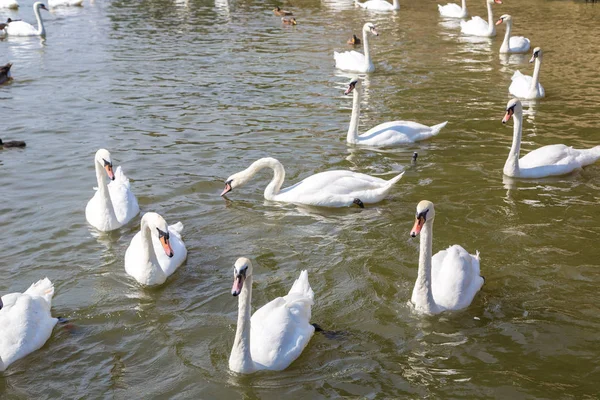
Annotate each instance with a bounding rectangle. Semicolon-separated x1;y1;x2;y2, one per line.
355;0;399;11
344;77;448;146
509;47;545;99
124;212;187;286
6;2;48;37
496;14;530;53
0;278;58;371
438;0;467;19
334;22;378;73
501;99;600;178
460;0;502;37
410;201;483;315
85;149;140;232
48;0;83;7
220;157;404;208
0;0;18;9
229;257;315;374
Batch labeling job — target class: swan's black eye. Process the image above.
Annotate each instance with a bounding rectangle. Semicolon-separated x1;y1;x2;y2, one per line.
417;209;429;221
157;228;170;240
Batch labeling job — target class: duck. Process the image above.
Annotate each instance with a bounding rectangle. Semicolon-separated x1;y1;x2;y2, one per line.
124;212;187;286
409;201;484;315
5;2;48;37
85;149;140;232
0;139;26;148
48;0;83;7
273;6;292;16
495;14;530;53
344;77;448;146
438;0;468;19
0;63;12;85
347;34;361;45
354;0;400;11
281;16;296;25
460;0;502;37
0;278;58;371
501;99;600;178
220;157;404;208
229;257;315;374
509;47;545;99
334;22;379;73
0;0;18;9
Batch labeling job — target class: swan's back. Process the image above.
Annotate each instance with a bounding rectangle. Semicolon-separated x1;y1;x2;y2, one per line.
431;245;483;311
517;144;600;177
6;20;37;36
460;16;489;35
360;120;447;145
108;166;140;225
439;3;465;18
334;50;367;72
250;271;315;371
508;36;530;53
0;279;58;371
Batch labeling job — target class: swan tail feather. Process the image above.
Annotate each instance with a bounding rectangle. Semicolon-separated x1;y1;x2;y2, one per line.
170;221;184;238
474;250;480;261
288;270;314;300
112;166;130;188
430;121;448;135
25;278;55;306
385;171;405;188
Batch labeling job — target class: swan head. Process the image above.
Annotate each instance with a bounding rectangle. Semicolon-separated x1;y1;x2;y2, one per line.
410;200;435;237
502;98;522;124
231;257;252;296
142;212;174;258
221;167;252;196
344;76;360;95
362;22;378;37
529;47;543;63
495;14;511;26
95;149;115;181
33;2;49;11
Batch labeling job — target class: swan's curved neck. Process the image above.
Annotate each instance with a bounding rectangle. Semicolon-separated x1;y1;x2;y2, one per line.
461;0;467;11
230;276;255;373
392;0;400;10
33;6;45;36
94;161;118;221
486;2;495;35
530;57;542;93
140;219;165;279
413;220;439;314
504;110;523;177
347;87;361;144
242;158;286;200
362;29;372;70
500;20;512;52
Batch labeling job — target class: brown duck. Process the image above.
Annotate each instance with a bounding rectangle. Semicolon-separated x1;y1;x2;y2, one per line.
281;17;297;25
0;63;12;85
273;6;293;16
0;139;26;148
347;34;361;45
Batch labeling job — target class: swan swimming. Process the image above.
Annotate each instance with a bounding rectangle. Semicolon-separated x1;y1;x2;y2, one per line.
0;278;58;371
220;157;404;208
501;99;600;178
460;0;502;37
334;22;379;73
509;47;545;99
125;212;187;286
438;0;468;19
354;0;399;11
495;14;530;54
5;2;48;37
344;77;448;146
85;149;140;232
229;257;315;374
410;201;484;315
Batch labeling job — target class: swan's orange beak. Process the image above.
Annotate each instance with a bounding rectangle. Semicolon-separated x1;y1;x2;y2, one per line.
495;18;503;26
494;0;502;3
160;236;174;258
410;217;424;237
502;108;514;124
345;82;356;95
104;164;115;180
529;54;536;63
221;181;232;196
232;274;245;296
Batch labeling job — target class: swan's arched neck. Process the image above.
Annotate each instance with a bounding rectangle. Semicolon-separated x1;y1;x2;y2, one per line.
34;5;46;36
230;275;256;373
530;57;542;95
499;20;512;52
413;220;440;314
347;86;361;144
238;158;286;200
391;0;400;10
362;29;372;71
486;1;496;36
139;218;165;279
94;160;118;222
504;109;523;177
460;0;467;12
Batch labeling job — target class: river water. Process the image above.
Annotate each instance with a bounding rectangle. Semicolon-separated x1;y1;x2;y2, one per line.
1;0;599;398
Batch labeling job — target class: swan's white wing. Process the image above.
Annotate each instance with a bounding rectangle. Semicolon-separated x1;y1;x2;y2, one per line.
431;245;483;311
460;16;488;35
508;36;530;53
0;289;58;371
250;275;314;371
154;224;187;277
360;120;447;145
108;166;140;225
6;21;37;36
334;50;366;72
358;0;394;10
517;145;600;177
438;3;464;18
508;70;532;98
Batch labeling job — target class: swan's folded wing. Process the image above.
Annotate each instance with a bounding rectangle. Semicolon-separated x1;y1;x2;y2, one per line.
361;120;438;143
108;166;140;223
460;16;488;34
334;50;366;68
